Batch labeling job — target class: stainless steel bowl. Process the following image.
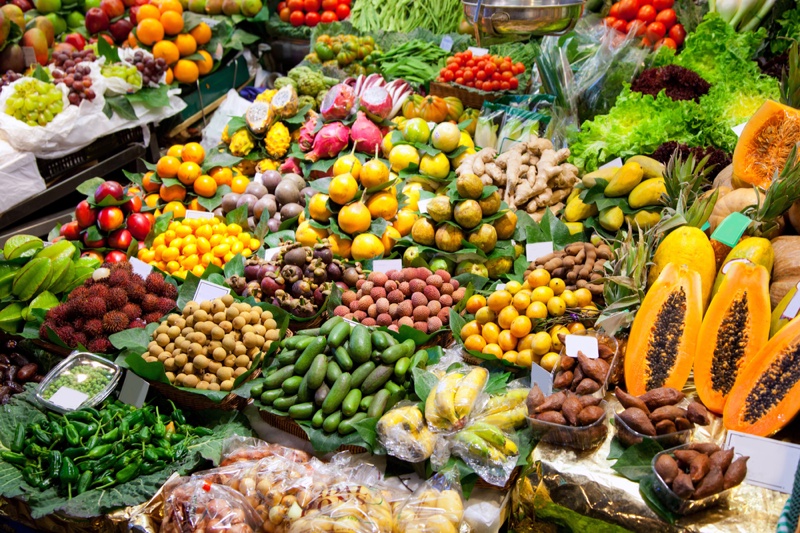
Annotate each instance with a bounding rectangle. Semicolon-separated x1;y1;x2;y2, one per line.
463;0;585;37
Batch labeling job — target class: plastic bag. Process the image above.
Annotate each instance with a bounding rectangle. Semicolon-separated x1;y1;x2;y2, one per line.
424;365;490;433
472;384;530;432
496;107;548;153
474;101;505;149
289;482;395;533
451;419;520;488
160;477;263;533
220;437;311;466
376;403;438;462
392;471;465;533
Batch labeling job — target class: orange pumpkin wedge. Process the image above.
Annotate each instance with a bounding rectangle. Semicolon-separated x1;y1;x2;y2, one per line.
625;263;704;396
695;261;771;414
723;313;800;436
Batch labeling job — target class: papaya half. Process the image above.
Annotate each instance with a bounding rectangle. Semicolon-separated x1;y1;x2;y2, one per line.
711;237;774;297
695;261;771;414
625;263;703;396
648;226;717;309
723;313;800;436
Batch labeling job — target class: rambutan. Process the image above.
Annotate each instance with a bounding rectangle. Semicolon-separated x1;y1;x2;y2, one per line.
45;305;67;324
102;311;129;333
109;261;132;273
87;337;112;353
67;286;90;301
82;297;107;318
157;297;176;314
73;318;85;331
126;283;147;303
144;273;166;295
84;319;103;338
108;268;130;287
91;284;109;300
121;303;142;321
39;322;50;339
141;294;160;313
72;332;87;348
160;282;178;300
107;287;128;309
55;326;76;346
143;312;163;324
129;319;146;329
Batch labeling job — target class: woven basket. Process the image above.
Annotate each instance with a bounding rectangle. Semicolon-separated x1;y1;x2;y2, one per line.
288;312;325;334
259;410;368;454
148;368;261;411
429;81;507;109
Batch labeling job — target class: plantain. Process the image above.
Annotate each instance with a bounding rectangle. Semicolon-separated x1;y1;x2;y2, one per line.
478;405;528;431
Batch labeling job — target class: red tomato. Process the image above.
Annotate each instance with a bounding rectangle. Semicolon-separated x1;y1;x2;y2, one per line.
655;8;676;28
476;70;487;81
627;19;646;36
463;70;474;81
443;69;454;81
605;16;618;27
652;0;673;9
287;0;303;9
612;18;628;32
277;1;286;9
500;61;512;72
491;80;501;91
509;77;519;90
305;10;320;25
320;9;337;22
645;21;666;41
636;4;656;23
484;62;496;75
455;77;464;85
289;9;305;25
638;0;652;4
500;81;510;90
656;37;677;49
279;6;291;21
321;0;336;7
335;4;349;18
302;0;319;11
617;0;638;21
514;61;525;73
641;36;652;47
668;23;686;46
501;70;513;80
492;71;503;81
476;81;484;90
609;3;620;17
466;59;476;67
454;69;464;78
338;0;351;5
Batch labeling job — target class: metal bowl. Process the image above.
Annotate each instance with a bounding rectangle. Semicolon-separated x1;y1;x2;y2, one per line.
463;0;585;37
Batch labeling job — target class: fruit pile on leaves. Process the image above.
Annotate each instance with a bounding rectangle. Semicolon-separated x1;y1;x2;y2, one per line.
333;267;466;333
307;33;380;76
227;241;359;317
605;0;686;48
41;262;177;353
217;170;309;234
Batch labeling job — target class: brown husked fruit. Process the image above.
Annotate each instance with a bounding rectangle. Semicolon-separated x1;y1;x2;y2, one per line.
688;442;720;455
693;467;724;499
672;470;695;499
639;387;685;410
526;384;545;413
674;417;694;431
562;394;583;426
560;354;576;371
650;405;688;423
709;449;734;472
575;378;601;395
536;411;567;425
618;407;656;436
577;405;605;426
615;387;650;415
674;449;701;468
655;419;677;435
687;402;711;426
578;352;610;382
579;395;602;407
553;370;574;390
655;454;680;484
689;453;710;482
535;391;566;414
723;456;749;489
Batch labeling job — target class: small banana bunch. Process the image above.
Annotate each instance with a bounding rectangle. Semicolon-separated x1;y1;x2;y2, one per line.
476;388;529;431
292;484;394;533
377;405;437;462
455;422;519;465
425;367;489;432
393;488;464;533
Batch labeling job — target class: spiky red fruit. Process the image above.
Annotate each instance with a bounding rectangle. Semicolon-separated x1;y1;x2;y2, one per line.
129;319;146;329
144;273;166;294
160;282;178;300
82;297;107;318
143;312;163;323
126;283;146;303
107;287;128;309
157;298;176;314
67;286;90;301
102;311;129;333
108;268;130;287
87;337;112;353
141;294;160;312
84;319;103;338
121;303;142;321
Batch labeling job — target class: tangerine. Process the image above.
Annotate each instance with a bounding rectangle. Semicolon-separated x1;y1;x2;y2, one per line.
177;161;201;185
142;171;160;193
230;174;249;194
156;155;181;178
512;291;530;311
337;202;371;235
460;319;481;339
173;59;199;84
487;290;512;313
465;295;486;314
547;296;566;316
165;68;174;84
189;22;211;45
381;226;400;252
160;10;184;34
328;173;358;204
181;142;205;163
175;33;197;56
549;277;565;295
163;201;186;218
474;307;496;325
159;0;182;13
482;343;503;359
531;332;552;356
153;40;179;65
574;288;593;307
210;167;232;186
531;286;555;304
196;50;213;75
561;289;578;307
136;18;164;46
159;183;186;202
166;144;183;158
193;175;217;197
144;193;160;208
351;233;385;260
136;4;161;20
464;334;487;352
481;322;500;344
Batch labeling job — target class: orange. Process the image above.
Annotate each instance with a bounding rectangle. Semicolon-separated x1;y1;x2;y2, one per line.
173;59;198;84
153;40;180;66
574;288;593;307
189;22;211;45
177;161;201;185
328;173;358;204
497;330;517;352
159;183;186;202
144;193;160;208
160;10;184;35
165;67;174;84
158;0;183;13
481;322;500;344
136;18;164;46
366;191;398;220
187;198;206;211
531;286;555;304
549;277;565;295
526;301;548;320
175;34;197;57
547;296;566;316
166;144;183;158
127;32;137;47
142;171;160;193
460;320;481;339
193;175;217;197
136;4;161;21
510;315;532;338
487;290;512;313
502;351;518;365
196;50;213;75
156;155;180;178
163;201;186;218
482;343;503;359
517;350;533;368
465;295;486;315
295;221;328;247
381;226;400;253
497;305;518;330
181;142;205;164
567;322;587;334
351;233;385;261
337;202;371;235
328;234;352;259
474;307;496;325
561;289;578;308
210;167;232;186
464;334;487;352
230;174;249;194
527;268;551;288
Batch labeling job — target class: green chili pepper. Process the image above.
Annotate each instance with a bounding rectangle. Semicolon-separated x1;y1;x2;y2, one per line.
84;435;100;450
137;426;151;444
47;451;62;480
92;474;115;489
24;444;48;458
141;460;165;476
101;428;120;443
59;457;79;484
1;451;28;465
154;437;171;449
153;409;166;439
115;459;141;484
95;455;116;472
63;447;88;459
143;447;159;463
192;427;213;437
49;422;63;445
65;423;80;447
123;411;144;427
114;452;136;470
119;419;129;434
112;442;126;455
172;442;188;460
70;421;89;435
167;431;184;444
22;466;42;488
78;460;97;473
85;444;113;460
155;447;173;460
11;425;25;453
76;470;92;495
30;424;51;446
169;401;186;425
65;410;95;423
79;423;98;438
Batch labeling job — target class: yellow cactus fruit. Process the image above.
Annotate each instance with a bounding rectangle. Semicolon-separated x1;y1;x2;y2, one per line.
256;159;279;173
256;89;277;103
229;129;255;157
221;124;231;144
265;122;290;159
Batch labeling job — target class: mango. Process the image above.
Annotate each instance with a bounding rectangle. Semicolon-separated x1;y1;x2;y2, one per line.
564;222;584;235
599;206;624;232
625;210;661;230
581;166;619;188
628;178;666;209
627;155;664;180
564;196;598;222
604;162;644;198
713;237;774;297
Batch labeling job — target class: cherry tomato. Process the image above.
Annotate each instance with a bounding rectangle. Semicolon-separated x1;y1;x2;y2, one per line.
305;10;320;25
466;59;476;67
605;16;618;27
652;0;673;9
289;9;305;25
492;71;502;81
645;21;666;41
279;6;291;21
475;81;484;90
636;4;656;23
656;37;677;49
612;18;628;32
277;1;286;9
321;0;336;8
617;0;638;21
609;3;620;17
638;0;652;4
514;61;525;73
668;23;686;46
484;62;496;75
500;81;511;90
337;0;351;5
320;9;337;22
509;77;519;90
491;80;501;91
287;0;303;9
454;69;464;78
476;70;487;81
655;8;676;28
627;19;646;36
443;69;455;82
641;36;652;47
501;70;513;80
335;4;350;18
463;69;475;81
303;0;319;11
455;77;464;85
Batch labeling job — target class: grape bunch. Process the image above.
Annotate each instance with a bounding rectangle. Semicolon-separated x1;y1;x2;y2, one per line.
5;79;64;127
51;49;97;69
0;71;21;89
101;62;142;88
52;63;96;106
131;51;167;87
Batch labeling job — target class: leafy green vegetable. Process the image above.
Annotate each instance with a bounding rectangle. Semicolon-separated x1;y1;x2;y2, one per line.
771;3;800;55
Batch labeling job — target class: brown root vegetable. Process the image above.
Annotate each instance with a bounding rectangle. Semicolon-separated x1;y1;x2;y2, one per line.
687;402;711;426
579;395;603;407
562;394;583;426
723;456;748;489
598;343;614;359
672;470;695;499
526;385;545;413
650;405;688;423
693;467;724;499
553;370;574;390
710;449;734;472
655;419;677;435
559;354;576;371
618;407;656;436
577;405;605;426
536;411;567;425
575;378;601;395
639;387;685;410
688;443;720;455
535;391;566;413
615;387;650;415
690;453;711;482
655;454;680;484
578;352;610;382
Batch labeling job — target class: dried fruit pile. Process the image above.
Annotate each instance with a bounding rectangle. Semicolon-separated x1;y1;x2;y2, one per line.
615;387;710;447
654;444;748;500
41;262;177;353
333;267;466;333
0;340;43;404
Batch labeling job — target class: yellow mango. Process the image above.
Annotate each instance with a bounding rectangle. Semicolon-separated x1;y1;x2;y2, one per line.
581;166;619;188
564;222;585;235
604;162;644;197
625;210;662;230
628;178;666;209
599;206;624;232
627;155;665;180
564;196;598;222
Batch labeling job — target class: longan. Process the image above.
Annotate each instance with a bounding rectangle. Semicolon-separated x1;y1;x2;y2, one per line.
144;356;158;363
164;357;176;371
164;343;175;353
155;324;169;335
175;353;188;367
156;333;170;347
249;312;261;324
212;298;226;313
157;352;170;362
217;367;234;381
212;347;227;361
266;330;279;341
165;372;175;383
200;301;213;312
221;294;234;306
183;374;200;387
167;326;181;339
263;318;277;330
149;344;163;357
208;361;222;374
234;343;247;356
224;355;236;367
234;367;247;377
211;326;225;340
219;321;233;333
222;335;236;352
241;324;255;335
196;381;209;390
213;312;226;323
235;354;250;367
183;362;194;374
220;379;234;391
232;316;247;330
185;316;195;328
167;314;182;326
209;382;220;391
193;354;210;369
243;332;257;349
175;373;187;384
183;301;199;315
188;343;206;357
194;309;209;322
225;307;239;320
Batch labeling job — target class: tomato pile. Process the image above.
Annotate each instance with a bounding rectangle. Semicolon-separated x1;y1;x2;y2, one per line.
436;50;526;92
604;0;686;49
278;0;352;27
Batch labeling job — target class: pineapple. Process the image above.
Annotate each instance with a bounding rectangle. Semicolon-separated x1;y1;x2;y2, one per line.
265;122;290;159
781;42;799;109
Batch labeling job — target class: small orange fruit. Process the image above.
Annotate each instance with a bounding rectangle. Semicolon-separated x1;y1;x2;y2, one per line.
527;268;551;288
474;307;496;325
142;171;160;193
392;209;417;237
187;198;206;211
308;193;333;222
173;59;199;84
366;191;398;220
328;234;352;259
549;277;566;295
531;332;552;356
160;10;184;35
177;161;201;185
328;173;358;204
482;343;503;359
127;31;137;47
165;67;174;84
163;201;186;219
153;40;180;66
487;290;512;313
136;18;164;46
497;305;519;330
156;155;181;178
196;50;213;75
381;226;400;252
166;144;183;158
531;286;555;304
189;22;211;44
567;322;587;334
181;142;205;164
526;301;548;320
175;33;197;57
464;334;487;352
209;167;233;186
574;288;593;307
158;0;183;13
230;174;249;194
159;183;186;202
136;4;161;20
561;289;578;307
497;330;517;352
460;320;481;339
481;322;500;344
502;350;518;365
337;202;371;235
193;175;217;197
512;291;530;311
516;350;533;368
510;315;532;338
351;233;385;260
465;295;486;315
144;193;160;208
517;333;536;352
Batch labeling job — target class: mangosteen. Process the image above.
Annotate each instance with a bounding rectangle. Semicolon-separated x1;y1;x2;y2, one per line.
300;186;315;201
261;276;282;297
244;263;261;281
280;203;303;220
267;218;281;233
242;281;262;300
314;287;326;306
292;279;313;298
284;247;309;267
326;262;343;281
281;264;303;284
260;170;282;193
313;246;333;264
335;281;348;292
342;267;360;287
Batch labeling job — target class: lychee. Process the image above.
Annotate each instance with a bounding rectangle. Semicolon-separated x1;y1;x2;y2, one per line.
410;292;428;308
387;290;405;304
344;313;355;320
362;317;377;327
440;294;453;307
361;281;374;293
413;321;428;333
438;308;450;323
349;300;360;312
389;270;405;282
423;286;441;301
398;316;414;328
397;300;413;317
451;279;460;290
370;287;387;301
376;298;390;315
358;296;374;311
413;306;430;322
416;267;432;280
399;282;411;296
354;310;367;321
334;305;349;317
342;291;357;307
368;304;378;318
453;287;466;302
440;283;454;295
428;300;442;316
427;316;443;332
388;324;399;332
435;269;451;283
409;279;426;293
369;272;389;286
389;303;399;318
426;274;444;288
356;279;365;290
384;280;398;292
377;313;392;327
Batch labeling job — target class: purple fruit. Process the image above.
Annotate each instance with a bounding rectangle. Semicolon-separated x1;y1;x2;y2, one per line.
313;247;333;263
292;280;312;298
244;264;260;281
260;276;282;297
326;262;343;281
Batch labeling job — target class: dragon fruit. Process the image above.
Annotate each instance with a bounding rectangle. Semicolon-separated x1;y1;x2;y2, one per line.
280;157;302;175
298;111;320;153
320;84;356;121
350;112;383;155
360;86;393;122
305;122;350;162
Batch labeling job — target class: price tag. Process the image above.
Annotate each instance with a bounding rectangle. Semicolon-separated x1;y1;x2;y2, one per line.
130;257;153;279
526;241;553;262
731;123;747;137
49;387;89;410
495;283;506;291
193;280;230;303
565;334;599;359
781;281;800;320
261;248;281;261
440;35;454;52
530;364;552;396
599;157;623;170
467;46;489;57
701;221;711;232
22;47;36;67
185;210;215;220
721;258;752;274
418;198;432;214
710;212;751;247
725;430;800;493
118;370;149;408
373;259;402;273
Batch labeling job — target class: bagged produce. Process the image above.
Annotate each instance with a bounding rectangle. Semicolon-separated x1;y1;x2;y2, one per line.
377;403;439;462
392;472;465;533
160;477;263;533
424;365;489;432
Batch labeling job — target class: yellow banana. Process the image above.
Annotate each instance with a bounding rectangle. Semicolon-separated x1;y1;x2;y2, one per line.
483;388;528;414
453;367;488;420
478;405;528;431
467;422;507;449
434;372;464;424
424;390;448;429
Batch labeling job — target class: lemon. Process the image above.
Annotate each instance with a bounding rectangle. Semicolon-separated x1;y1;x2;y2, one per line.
389;145;420;173
403;118;431;144
459;131;475;149
419;152;450;179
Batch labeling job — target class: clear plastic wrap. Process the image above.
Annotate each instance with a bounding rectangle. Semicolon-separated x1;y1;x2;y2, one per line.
288;482;395;533
496;107;548;153
160;477;263;533
424;366;490;433
392;471;465;533
472;384;530;432
220;436;312;466
377;403;439;462
451;419;520;487
474;102;505;150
